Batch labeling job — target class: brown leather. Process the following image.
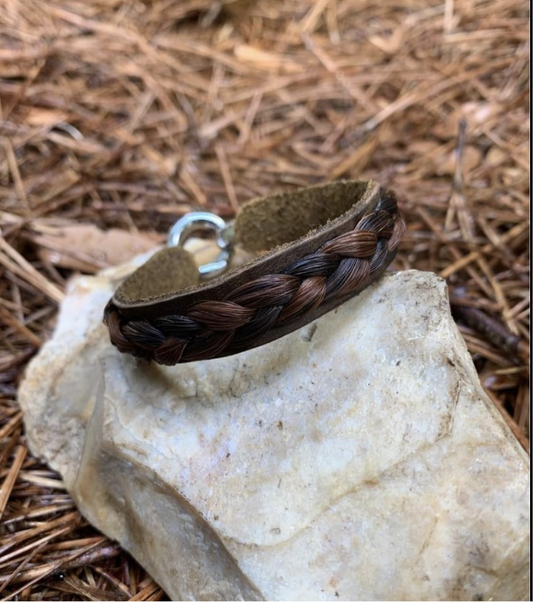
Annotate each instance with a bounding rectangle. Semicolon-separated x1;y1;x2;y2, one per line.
104;180;405;364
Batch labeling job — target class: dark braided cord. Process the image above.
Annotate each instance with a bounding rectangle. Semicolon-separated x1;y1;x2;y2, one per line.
104;197;405;365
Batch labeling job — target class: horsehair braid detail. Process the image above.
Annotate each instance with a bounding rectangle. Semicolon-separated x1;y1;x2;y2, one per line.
104;185;405;365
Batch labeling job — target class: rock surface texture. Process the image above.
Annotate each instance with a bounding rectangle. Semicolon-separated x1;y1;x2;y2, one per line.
19;260;530;601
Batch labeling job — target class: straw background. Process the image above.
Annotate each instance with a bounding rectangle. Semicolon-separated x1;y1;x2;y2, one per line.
0;0;529;599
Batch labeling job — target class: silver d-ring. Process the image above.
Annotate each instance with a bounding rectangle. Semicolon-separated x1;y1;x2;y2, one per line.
167;212;234;278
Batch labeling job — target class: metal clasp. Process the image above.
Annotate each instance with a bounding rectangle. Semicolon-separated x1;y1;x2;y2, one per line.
167;212;234;278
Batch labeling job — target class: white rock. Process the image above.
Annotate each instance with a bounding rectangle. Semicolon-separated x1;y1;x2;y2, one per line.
19;263;530;601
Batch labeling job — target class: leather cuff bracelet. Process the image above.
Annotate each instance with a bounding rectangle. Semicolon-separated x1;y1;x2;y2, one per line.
103;180;405;365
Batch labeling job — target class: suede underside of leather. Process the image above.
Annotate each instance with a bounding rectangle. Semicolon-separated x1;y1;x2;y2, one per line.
113;246;199;305
235;179;369;251
112;180;382;319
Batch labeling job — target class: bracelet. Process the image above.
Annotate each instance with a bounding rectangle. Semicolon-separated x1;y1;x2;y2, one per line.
103;180;405;365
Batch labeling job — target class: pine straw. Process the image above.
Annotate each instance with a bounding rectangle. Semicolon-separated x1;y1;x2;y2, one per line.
0;0;529;599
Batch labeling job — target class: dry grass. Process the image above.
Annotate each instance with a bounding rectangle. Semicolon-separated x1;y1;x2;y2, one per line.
0;0;529;599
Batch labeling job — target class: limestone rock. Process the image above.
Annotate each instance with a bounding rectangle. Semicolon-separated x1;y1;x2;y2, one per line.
19;262;530;601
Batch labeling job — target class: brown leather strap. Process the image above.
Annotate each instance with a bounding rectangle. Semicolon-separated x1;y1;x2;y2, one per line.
103;180;405;365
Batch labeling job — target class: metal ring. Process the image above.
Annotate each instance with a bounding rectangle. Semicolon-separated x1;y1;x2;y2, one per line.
167;212;234;277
